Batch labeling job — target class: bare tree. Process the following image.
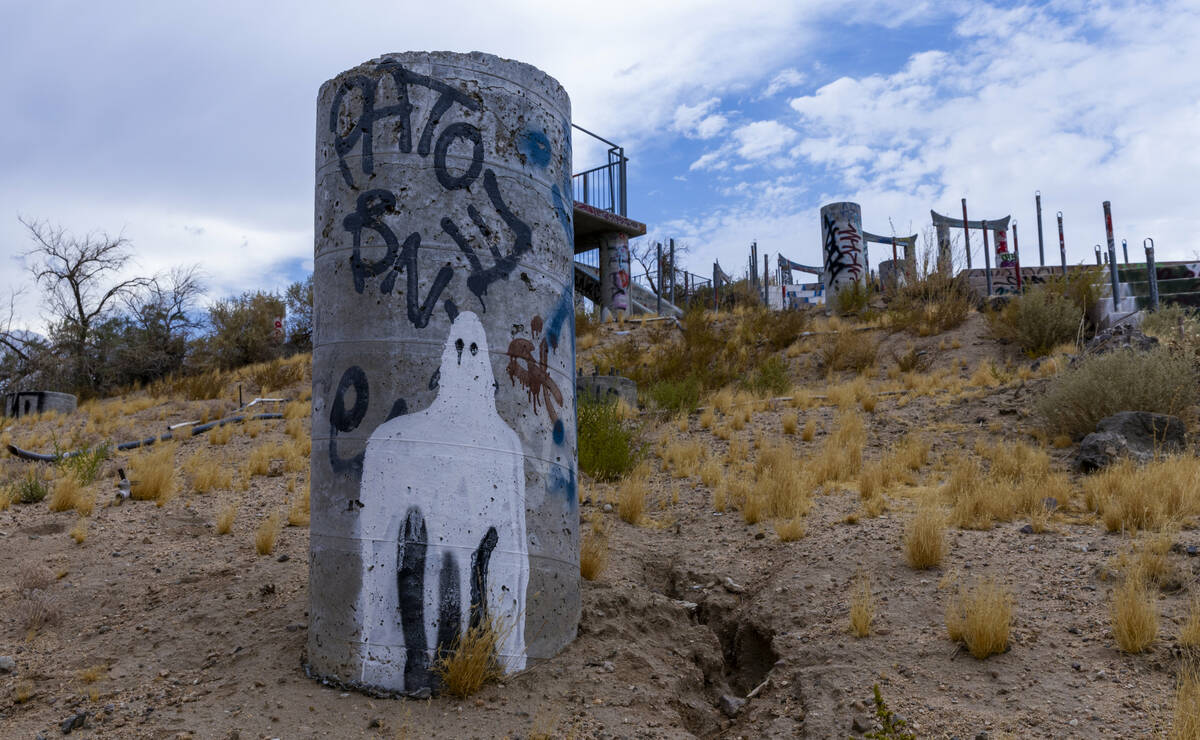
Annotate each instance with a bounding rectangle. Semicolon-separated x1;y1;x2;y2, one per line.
21;217;150;390
112;265;206;383
629;238;693;297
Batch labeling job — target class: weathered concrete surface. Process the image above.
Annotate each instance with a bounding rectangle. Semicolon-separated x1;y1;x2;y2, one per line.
310;51;578;695
2;391;77;418
820;202;865;298
576;372;637;409
597;232;631;320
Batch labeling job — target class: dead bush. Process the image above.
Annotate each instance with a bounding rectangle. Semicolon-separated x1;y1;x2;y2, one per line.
818;331;878;373
987;287;1082;357
886;271;973;336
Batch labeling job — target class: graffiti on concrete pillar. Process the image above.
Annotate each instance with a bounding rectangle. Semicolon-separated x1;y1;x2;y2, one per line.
354;311;528;690
602;233;630;313
506;314;564;426
995;228;1016;269
821;202;865;287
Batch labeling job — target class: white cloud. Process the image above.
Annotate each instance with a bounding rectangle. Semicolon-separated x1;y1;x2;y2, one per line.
689;150;730;172
732;120;798;160
763;67;806;97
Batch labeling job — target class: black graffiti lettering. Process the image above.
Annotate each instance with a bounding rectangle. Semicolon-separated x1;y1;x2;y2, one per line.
397;506;430;688
331;61;480;189
328;366;368;478
469;527;499;631
345;190;455;328
440;169;533;311
435;551;461;663
433;121;483;191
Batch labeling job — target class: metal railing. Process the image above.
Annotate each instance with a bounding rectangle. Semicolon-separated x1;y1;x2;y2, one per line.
571;124;627;216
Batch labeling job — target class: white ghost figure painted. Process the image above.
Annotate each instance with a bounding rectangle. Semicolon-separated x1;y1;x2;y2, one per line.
354;311;528;692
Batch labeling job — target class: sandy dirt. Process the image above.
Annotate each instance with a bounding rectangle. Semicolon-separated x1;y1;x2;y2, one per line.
0;312;1194;738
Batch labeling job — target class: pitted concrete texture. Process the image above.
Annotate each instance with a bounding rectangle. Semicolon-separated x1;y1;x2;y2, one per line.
576;373;637;409
310;51;578;695
3;391;77;418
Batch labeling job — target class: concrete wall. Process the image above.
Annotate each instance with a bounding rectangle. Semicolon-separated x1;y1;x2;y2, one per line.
310;51;578;696
820;202;865;298
576;373;636;409
2;391;77;418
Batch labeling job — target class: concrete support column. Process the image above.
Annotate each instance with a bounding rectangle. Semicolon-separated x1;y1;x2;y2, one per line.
310;51;578;696
820;202;866;298
935;222;953;275
598;231;630;322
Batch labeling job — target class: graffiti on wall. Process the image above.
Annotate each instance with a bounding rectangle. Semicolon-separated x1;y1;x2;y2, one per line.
353;312;528;689
821;203;865;287
995;228;1016;269
601;233;630;314
331;61;534;326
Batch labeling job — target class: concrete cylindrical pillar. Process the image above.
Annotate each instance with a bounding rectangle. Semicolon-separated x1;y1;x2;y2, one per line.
598;232;630;321
310;51;578;696
820;202;865;297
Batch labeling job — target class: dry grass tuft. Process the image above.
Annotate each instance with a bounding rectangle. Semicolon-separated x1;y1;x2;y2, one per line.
781;411;798;435
775;515;806;541
245;443;274;478
255;511;283;555
1180;600;1200;653
580;529;608;581
663;439;705;479
69;517;88;544
14;680;34;703
1111;571;1158;653
432;615;508;698
617;473;648;525
818;331;879;373
1085;456;1200;533
904;503;946;569
77;664;107;684
129;443;177;506
849;573;874;638
945;577;1012;659
801;418;817;442
1172;664;1200;740
699;459;722;489
208;423;233;446
809;411;865;484
216;502;237;535
48;474;83;512
189;453;233;493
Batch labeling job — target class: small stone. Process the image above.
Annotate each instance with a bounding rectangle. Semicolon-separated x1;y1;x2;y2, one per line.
1069;719;1078;727
602;504;613;513
976;733;990;740
722;577;746;594
1068;626;1080;634
367;718;383;729
277;554;290;562
0;656;15;674
60;711;88;734
719;694;746;718
1018;524;1034;534
851;714;872;733
1071;662;1081;671
754;532;765;540
601;661;615;673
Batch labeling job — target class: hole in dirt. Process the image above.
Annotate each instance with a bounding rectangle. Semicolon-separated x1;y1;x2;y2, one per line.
722;621;778;695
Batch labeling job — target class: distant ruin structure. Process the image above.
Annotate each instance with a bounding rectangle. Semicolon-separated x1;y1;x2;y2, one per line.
2;391;76;418
309;51;579;696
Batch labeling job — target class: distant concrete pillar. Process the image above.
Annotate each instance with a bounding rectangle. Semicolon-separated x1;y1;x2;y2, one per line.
935;222;952;275
310;51;578;696
598;232;630;321
820;202;866;297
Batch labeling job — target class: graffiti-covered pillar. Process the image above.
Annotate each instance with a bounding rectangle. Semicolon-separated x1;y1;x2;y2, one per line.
598;232;630;321
935;222;953;275
310;52;579;696
820;202;866;298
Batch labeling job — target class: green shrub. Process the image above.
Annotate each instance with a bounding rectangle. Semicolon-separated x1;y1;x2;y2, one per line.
746;356;790;395
1037;347;1199;438
834;281;872;317
58;443;110;485
14;470;48;504
1142;303;1200;340
987;287;1082;357
646;376;701;413
577;398;640;481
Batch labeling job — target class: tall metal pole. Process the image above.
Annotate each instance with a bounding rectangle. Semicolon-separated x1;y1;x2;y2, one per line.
1145;238;1159;311
981;219;993;297
1094;245;1102;266
763;253;769;304
1012;222;1023;292
961;198;972;270
1103;201;1120;312
1056;211;1067;276
656;241;663;316
1035;190;1045;266
668;238;676;306
1122;238;1129;265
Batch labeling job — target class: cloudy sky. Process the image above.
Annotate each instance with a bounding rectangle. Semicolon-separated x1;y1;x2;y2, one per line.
2;0;1197;327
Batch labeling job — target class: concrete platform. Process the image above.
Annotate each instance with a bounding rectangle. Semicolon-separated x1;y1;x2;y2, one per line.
573;201;646;250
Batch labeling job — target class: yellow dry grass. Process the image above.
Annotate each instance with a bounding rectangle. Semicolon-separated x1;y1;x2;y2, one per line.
1171;664;1200;740
904;503;946;569
808;411;865;485
699;459;722;489
699;407;715;430
47;474;83;513
945;576;1012;659
255;511;283;555
77;664;106;683
617;474;648;525
781;411;798;435
245;444;274;478
432;614;508;698
208;423;233;446
216;502;237;535
69;517;88;545
1084;456;1200;533
1180;600;1200;653
1111;571;1158;653
287;479;311;527
775;514;806;541
129;443;177;506
801;418;817;442
849;573;874;638
189;453;232;493
663;438;705;479
754;441;812;519
579;529;608;581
